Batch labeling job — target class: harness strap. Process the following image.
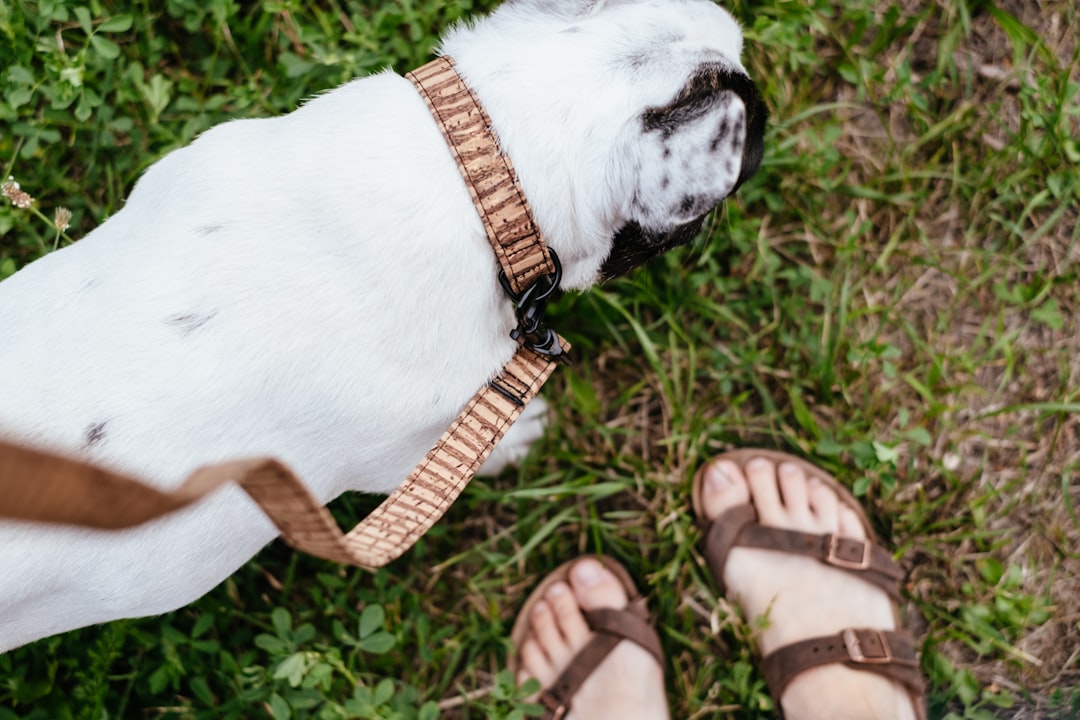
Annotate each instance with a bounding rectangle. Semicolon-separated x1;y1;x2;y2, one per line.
0;56;568;569
406;56;557;296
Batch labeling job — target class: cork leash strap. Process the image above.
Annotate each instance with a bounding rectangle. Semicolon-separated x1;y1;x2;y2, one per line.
0;55;568;569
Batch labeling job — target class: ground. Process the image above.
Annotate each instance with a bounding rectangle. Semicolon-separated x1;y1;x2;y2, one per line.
0;1;1078;718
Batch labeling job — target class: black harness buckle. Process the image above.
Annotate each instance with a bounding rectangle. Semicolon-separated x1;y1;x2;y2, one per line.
498;249;565;358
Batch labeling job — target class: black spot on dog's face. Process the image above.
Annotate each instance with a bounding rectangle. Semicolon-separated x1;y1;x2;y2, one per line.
709;117;731;152
600;217;706;280
619;33;680;72
83;421;108;449
626;50;651;69
166;311;218;337
642;79;720;141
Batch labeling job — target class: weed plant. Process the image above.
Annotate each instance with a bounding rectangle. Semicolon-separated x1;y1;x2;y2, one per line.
1;1;1078;718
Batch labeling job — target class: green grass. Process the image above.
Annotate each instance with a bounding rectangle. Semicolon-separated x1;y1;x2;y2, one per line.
2;0;1079;718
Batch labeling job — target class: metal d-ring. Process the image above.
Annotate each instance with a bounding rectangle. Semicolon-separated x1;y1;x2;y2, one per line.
497;250;564;358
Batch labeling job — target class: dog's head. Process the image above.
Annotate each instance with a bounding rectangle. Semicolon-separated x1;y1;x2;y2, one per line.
601;57;765;279
443;0;767;288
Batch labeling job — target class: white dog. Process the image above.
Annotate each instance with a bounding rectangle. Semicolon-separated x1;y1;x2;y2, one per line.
0;0;764;651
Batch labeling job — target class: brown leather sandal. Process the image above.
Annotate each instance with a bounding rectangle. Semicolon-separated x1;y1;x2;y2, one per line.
692;449;927;720
509;556;665;720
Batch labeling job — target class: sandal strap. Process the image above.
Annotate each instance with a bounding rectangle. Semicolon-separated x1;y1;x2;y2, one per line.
538;600;662;719
584;605;665;665
703;504;757;595
762;628;925;700
704;506;903;600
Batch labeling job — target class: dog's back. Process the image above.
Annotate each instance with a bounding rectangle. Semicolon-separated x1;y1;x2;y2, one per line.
0;71;523;649
0;72;512;489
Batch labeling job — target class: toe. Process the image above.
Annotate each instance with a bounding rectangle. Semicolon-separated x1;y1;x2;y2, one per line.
806;478;840;530
777;462;813;526
838;504;867;540
745;457;785;525
524;559;670;720
519;636;556;686
531;595;573;666
569;558;629;612
546;580;591;646
698;459;751;522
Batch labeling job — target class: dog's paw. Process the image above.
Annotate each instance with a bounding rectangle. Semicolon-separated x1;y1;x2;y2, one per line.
477;397;549;476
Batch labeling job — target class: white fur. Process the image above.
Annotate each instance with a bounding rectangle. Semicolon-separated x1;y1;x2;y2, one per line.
0;0;753;651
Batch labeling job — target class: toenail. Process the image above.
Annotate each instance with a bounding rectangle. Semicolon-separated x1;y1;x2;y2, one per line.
571;559;604;587
746;458;772;472
547;582;568;598
778;462;799;477
532;600;549;616
706;464;731;490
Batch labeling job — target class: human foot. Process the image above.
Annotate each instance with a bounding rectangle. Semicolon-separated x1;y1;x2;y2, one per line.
510;556;670;720
694;450;924;720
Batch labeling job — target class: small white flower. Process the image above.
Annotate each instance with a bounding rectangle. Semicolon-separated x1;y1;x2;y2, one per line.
54;207;72;232
1;176;33;209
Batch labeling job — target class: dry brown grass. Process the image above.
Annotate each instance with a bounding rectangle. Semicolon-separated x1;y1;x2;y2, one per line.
786;0;1080;712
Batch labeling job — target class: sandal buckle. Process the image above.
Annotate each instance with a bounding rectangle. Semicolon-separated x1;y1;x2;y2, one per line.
541;693;567;720
842;628;893;665
825;534;871;570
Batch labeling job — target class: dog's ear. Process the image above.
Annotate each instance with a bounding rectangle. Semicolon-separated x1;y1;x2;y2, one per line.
601;62;767;279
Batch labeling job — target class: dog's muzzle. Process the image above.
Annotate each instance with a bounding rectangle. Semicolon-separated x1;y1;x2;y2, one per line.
600;216;707;280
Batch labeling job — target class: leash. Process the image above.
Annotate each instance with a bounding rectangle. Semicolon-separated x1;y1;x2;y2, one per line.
0;56;568;569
